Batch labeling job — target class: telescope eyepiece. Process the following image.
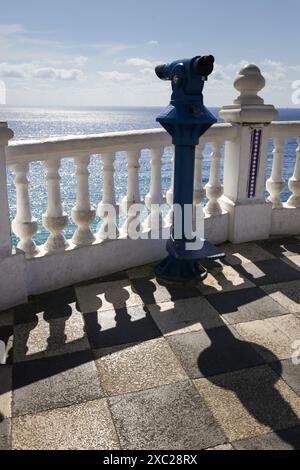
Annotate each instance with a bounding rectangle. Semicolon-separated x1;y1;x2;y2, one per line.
195;55;215;77
155;64;168;80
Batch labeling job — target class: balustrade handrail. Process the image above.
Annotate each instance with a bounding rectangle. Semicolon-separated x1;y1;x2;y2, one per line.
269;121;300;138
6;122;236;164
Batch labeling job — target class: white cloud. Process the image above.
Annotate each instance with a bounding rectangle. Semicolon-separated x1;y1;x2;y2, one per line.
147;40;158;45
73;56;89;66
89;42;136;55
126;57;155;68
0;24;25;36
33;67;84;80
97;68;162;90
0;79;6;104
0;62;84;81
98;71;133;82
261;59;282;67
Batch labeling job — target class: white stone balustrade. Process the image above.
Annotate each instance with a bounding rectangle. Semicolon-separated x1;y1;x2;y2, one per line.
72;155;96;246
98;151;118;240
0;123;13;257
287;138;300;208
266;138;286;208
144;146;164;231
1;63;300;311
204;140;224;216
12;162;38;257
121;148;142;237
165;147;175;226
43;159;68;252
193;144;205;211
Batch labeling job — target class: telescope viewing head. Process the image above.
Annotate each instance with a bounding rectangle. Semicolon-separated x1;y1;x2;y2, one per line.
155;55;215;103
155;55;215;82
155;54;217;145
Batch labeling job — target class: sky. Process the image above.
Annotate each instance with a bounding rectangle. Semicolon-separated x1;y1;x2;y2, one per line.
0;0;299;107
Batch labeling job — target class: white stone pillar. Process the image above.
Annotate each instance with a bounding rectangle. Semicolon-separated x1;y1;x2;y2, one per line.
144;146;164;230
165;147;175;226
0;123;27;310
12;162;38;256
287;138;300;208
98;151;119;240
219;64;278;243
42;159;68;252
266;138;286;208
193;143;205;210
204;140;224;216
121;148;142;236
0;122;13;256
71;154;96;246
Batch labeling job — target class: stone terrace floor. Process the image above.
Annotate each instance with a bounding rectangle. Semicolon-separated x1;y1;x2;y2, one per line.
2;237;300;450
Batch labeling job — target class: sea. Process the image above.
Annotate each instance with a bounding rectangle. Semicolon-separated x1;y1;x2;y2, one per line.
0;106;299;245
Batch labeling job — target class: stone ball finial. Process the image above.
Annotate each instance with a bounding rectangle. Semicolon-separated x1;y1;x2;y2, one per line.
234;64;265;105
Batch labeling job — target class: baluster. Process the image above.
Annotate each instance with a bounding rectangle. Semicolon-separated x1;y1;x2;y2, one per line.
0;122;13;257
204;140;224;215
144;146;164;231
98;151;119;240
42;159;68;252
287;138;300;208
165;146;175;226
71;154;96;246
193;143;205;212
121;149;142;237
266;138;286;208
11;162;38;257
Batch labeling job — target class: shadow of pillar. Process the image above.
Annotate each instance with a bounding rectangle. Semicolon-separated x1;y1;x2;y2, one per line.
197;325;300;448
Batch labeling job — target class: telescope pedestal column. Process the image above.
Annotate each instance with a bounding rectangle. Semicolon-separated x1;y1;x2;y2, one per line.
154;54;225;284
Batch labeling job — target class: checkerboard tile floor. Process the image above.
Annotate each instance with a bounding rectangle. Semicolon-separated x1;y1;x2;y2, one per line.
1;237;300;450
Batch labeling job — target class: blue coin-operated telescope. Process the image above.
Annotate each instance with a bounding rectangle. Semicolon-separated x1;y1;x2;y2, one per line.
155;55;225;283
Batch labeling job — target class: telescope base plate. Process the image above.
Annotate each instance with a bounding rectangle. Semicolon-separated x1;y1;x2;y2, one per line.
155;256;208;284
155;238;225;284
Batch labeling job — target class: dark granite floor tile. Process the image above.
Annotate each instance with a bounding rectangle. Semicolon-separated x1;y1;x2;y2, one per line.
233;426;300;450
195;365;300;442
206;287;287;325
12;399;119;450
235;259;300;287
131;277;200;306
167;326;264;379
94;338;187;396
0;326;13;365
271;360;300;396
13;350;104;416
258;237;300;258
76;271;128;287
262;281;300;314
14;286;77;325
0;366;12;420
148;296;224;336
0;417;11;450
75;279;143;313
13;307;89;363
233;315;300;363
0;310;14;327
126;263;156;280
217;242;275;266
84;305;162;349
108;380;226;450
